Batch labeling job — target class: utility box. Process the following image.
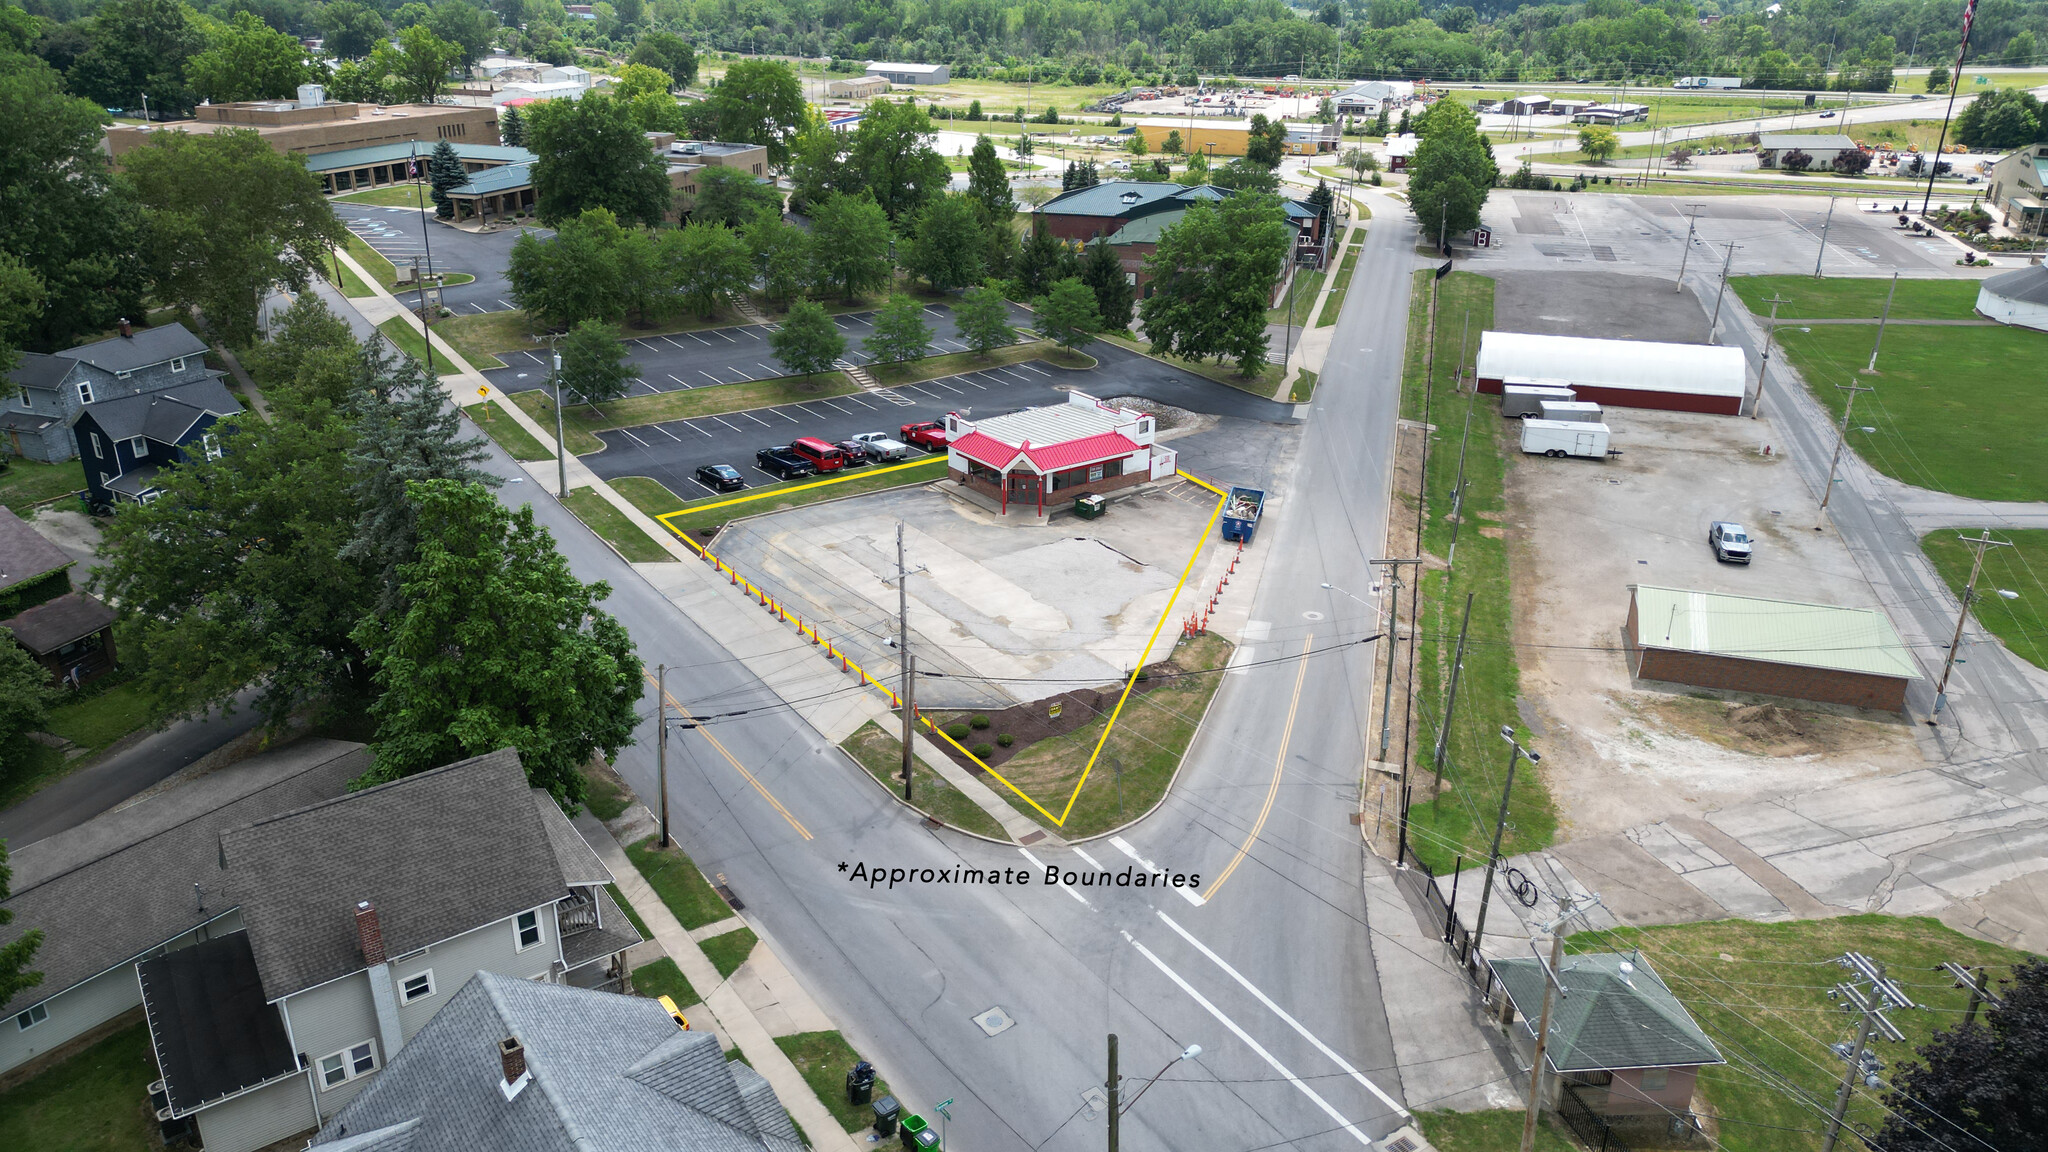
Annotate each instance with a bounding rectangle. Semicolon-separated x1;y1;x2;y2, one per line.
1538;399;1603;424
1520;419;1611;459
1500;383;1576;418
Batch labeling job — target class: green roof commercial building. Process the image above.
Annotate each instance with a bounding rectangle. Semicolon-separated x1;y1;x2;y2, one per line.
1624;584;1922;712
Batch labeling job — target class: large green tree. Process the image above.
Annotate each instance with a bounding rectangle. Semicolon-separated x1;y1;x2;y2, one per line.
125;128;348;348
690;165;781;227
424;0;496;73
745;209;813;309
527;91;673;227
966;134;1015;228
955;282;1016;358
1877;959;2048;1152
901;194;986;293
1244;113;1288;167
187;11;313;104
628;31;696;88
807;192;892;302
351;479;640;805
769;300;845;377
1140;193;1290;375
844;97;951;222
1035;277;1099;350
1081;238;1134;332
704;59;805;166
426;139;468;219
65;0;206;115
555;319;634;407
507;206;640;328
1407;99;1494;249
0;640;55;792
371;24;462;104
1955;88;2044;150
660;222;750;318
785;113;853;214
863;293;932;364
318;1;387;60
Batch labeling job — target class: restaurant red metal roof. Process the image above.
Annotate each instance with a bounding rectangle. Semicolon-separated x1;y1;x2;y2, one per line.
950;430;1141;473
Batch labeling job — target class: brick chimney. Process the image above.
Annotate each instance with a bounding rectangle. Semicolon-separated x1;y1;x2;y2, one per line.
117;317;132;338
354;900;386;965
499;1037;528;1097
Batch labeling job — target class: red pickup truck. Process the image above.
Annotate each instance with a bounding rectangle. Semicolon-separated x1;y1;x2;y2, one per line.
900;420;949;451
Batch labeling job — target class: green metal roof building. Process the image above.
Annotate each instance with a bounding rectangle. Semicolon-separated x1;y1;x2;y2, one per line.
1624;584;1921;712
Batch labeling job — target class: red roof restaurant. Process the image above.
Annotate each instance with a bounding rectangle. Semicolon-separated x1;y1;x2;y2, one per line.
945;392;1178;516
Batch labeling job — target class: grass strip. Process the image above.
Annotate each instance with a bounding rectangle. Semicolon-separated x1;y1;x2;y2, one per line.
376;315;434;366
0;1021;159;1151
607;883;651;938
1098;332;1282;396
636;455;950;541
1414;1110;1578;1151
700;926;758;980
867;340;1080;384
331;184;433;209
1287;369;1319;403
1586;915;2033;1152
773;1031;891;1135
1317;246;1364;328
1397;269;1554;872
1922;528;2048;672
562;486;673;562
581;765;633;820
630;957;699;1010
342;231;399;286
322;250;377;298
623;836;734;930
1730;275;1983;321
42;679;158;754
1266;268;1325;325
0;459;86;508
840;721;1010;840
473;401;554;462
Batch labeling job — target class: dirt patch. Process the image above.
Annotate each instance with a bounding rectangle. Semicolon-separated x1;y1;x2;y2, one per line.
1634;694;1914;760
927;672;1166;771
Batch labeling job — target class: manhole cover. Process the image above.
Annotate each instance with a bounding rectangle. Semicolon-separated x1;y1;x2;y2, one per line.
1302;610;1325;621
973;1007;1016;1036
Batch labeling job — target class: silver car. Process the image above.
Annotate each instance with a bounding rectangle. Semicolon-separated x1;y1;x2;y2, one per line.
1708;521;1753;564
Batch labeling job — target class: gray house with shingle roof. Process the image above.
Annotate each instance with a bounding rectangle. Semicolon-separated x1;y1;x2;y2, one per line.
3;320;225;464
313;972;802;1152
73;377;241;507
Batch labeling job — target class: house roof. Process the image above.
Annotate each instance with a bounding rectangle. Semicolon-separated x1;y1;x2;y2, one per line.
1104;208;1184;246
1629;584;1922;680
1759;134;1858;151
449;161;534;197
0;739;368;1017
220;748;573;1001
5;351;80;390
950;429;1142;473
81;378;239;443
1039;180;1226;219
0;505;72;592
1489;952;1723;1073
300;142;535;174
1980;263;2048;307
138;930;300;1116
950;394;1149;473
314;972;804;1152
531;789;612;887
54;321;208;374
1476;331;1747;399
3;590;116;654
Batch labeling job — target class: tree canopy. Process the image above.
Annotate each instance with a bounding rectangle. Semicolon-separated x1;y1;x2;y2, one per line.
1877;958;2048;1152
1139;192;1289;375
527;92;674;228
1407;99;1495;248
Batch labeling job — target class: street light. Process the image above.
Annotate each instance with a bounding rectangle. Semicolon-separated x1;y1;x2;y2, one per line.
1118;1043;1202;1117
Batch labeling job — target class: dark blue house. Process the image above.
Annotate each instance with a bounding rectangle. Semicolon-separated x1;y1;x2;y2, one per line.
73;379;241;507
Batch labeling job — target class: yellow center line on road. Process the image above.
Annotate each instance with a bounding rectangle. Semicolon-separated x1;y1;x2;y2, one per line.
642;669;813;841
1201;632;1314;905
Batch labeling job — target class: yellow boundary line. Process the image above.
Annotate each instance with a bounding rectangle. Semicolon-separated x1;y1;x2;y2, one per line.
647;464;1234;828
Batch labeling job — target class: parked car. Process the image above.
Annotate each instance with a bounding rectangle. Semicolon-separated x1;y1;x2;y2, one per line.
695;463;746;492
756;446;818;480
900;420;949;451
851;432;910;461
1708;521;1753;564
788;436;848;473
1819;109;1837;118
835;440;874;466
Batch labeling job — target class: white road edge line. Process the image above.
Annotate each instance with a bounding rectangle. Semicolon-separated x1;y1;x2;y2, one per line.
1156;911;1410;1119
1110;837;1204;907
1018;849;1090;906
1126;934;1374;1145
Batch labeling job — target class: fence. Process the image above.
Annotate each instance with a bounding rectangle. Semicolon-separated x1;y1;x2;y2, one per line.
1395;843;1495;996
1557;1085;1634;1152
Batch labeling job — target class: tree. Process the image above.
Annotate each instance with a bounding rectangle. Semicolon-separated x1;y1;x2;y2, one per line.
705;59;806;166
1013;225;1066;300
902;194;986;292
508;207;636;328
745;209;813;309
1955;88;2044;150
1245;113;1287;167
1081;238;1133;331
1127;132;1148;156
0;840;43;1007
864;293;932;364
1373;108;1391;136
1927;66;1950;93
769;300;845;377
187;11;312;104
966;99;983;120
1139;194;1290;375
807;192;892;302
1578;124;1619;163
371;24;462;104
425;139;467;219
690;165;780;227
1832;148;1872;175
352;479;639;805
0;52;147;353
0;639;55;792
955;282;1016;357
243;293;359;406
0;253;45;376
612;62;674;103
65;0;206;115
1407;100;1493;248
1013;133;1035;160
629;31;696;88
1780;148;1813;172
661;222;750;318
1875;958;2048;1151
2006;30;2038;69
966;135;1014;227
500;103;526;147
1667;146;1695;168
1163;129;1184;156
1034;277;1098;350
845;98;951;222
527;92;673;227
1211;159;1279;193
319;1;387;60
424;0;496;73
125;129;348;348
556;319;634;407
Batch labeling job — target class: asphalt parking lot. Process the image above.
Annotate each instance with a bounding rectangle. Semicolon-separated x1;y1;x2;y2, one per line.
336;204;539;314
578;340;1298;499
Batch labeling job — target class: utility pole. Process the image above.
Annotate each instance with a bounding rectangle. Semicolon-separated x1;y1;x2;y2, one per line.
655;664;671;847
1930;530;2013;724
1821;953;1914;1152
1864;271;1899;373
1750;293;1787;418
895;523;923;801
552;350;568;498
1106;1034;1120;1152
1373;557;1424;864
1519;894;1590;1152
1431;593;1475;794
1470;726;1540;964
1706;242;1738;344
1813;195;1837;278
1816;381;1875;526
1942;961;2001;1026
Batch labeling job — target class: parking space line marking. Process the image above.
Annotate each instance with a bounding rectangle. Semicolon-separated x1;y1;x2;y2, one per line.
923;306;946;317
847;396;877;409
621;429;652;447
712;417;743;433
967;379;987;389
757;363;780;376
932;380;965;394
701;371;725;385
820;399;854;413
668;374;688;386
714;329;737;342
739;411;770;427
687;332;712;345
653;424;683;441
498;300;515;310
525;352;545;365
771;408;799;423
681;421;713;437
725;367;754;382
470;303;488;314
1020;364;1051;377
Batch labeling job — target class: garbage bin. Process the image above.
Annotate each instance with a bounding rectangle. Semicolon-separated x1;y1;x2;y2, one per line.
846;1061;876;1106
1074;493;1106;520
871;1095;900;1137
899;1114;938;1150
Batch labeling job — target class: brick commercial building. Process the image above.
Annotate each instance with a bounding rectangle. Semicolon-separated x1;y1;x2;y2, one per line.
105;85;499;168
1623;585;1922;712
945;392;1177;516
1475;331;1748;415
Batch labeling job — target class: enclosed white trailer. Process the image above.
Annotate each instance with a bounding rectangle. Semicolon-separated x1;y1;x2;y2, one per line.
1520;419;1610;458
1538;399;1603;423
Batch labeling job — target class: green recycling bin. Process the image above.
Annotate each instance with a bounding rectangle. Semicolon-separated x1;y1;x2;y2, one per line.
1074;493;1106;520
898;1113;939;1150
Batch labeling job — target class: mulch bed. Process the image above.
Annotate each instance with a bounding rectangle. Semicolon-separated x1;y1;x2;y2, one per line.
924;657;1175;773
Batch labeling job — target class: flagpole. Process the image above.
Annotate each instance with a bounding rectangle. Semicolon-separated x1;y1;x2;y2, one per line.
1920;0;1977;217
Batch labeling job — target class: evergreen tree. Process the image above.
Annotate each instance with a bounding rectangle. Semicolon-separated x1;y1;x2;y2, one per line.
967;98;983;120
955;282;1016;357
500;104;526;147
1034;277;1099;350
557;319;635;408
1373;108;1390;136
426;139;468;219
1014;225;1064;300
770;300;847;377
967;135;1014;227
1081;238;1134;331
0;841;42;1007
863;294;933;364
1395;107;1412;136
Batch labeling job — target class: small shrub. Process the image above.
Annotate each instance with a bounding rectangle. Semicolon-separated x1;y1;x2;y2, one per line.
997;733;1014;747
970;714;991;730
972;742;994;758
945;722;970;740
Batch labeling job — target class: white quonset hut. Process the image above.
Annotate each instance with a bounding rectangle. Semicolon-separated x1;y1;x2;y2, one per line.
1975;264;2048;332
1475;331;1749;415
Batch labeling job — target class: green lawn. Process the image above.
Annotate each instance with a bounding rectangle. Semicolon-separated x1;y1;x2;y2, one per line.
582;763;633;820
562;486;674;562
1266;268;1325;325
0;1020;159;1152
700;926;758;980
624;836;736;931
774;1031;891;1134
0;460;84;509
1400;270;1554;873
472;401;554;462
0;741;69;810
1317;244;1363;328
1773;322;2048;502
1587;915;2036;1152
632;957;700;1010
376;315;437;369
43;678;160;754
341;231;400;286
1288;368;1318;403
1730;275;1983;321
331;184;433;209
1922;528;2048;672
633;456;952;541
1414;1109;1578;1152
840;721;1010;840
608;883;651;938
322;249;377;298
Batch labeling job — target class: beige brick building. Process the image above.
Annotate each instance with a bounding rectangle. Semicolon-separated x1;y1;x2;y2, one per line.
105;85;500;168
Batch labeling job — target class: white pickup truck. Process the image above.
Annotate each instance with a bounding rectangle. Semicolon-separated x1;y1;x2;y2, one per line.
850;432;911;462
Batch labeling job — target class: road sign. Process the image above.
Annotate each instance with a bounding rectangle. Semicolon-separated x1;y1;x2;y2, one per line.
935;1099;953;1120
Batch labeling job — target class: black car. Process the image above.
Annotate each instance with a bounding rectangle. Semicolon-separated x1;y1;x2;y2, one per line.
695;463;746;492
756;446;817;480
834;440;874;467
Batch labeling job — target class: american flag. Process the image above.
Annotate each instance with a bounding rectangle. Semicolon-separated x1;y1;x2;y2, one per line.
1961;0;1978;43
